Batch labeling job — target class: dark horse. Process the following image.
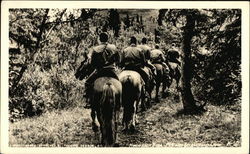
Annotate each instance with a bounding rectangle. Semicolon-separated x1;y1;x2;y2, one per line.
118;70;144;131
142;67;155;108
166;49;181;91
152;63;169;102
168;62;181;90
75;61;122;147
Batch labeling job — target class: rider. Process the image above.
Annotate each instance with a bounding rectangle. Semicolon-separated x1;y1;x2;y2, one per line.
167;43;181;65
120;36;149;86
84;32;120;107
137;37;157;77
150;44;168;68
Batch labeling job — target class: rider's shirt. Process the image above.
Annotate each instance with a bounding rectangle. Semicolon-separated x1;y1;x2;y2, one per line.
150;49;165;63
137;44;151;60
89;42;119;70
121;44;146;68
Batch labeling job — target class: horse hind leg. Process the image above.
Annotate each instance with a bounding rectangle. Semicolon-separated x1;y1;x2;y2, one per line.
155;82;160;103
140;87;146;112
162;80;169;98
91;109;98;132
129;100;137;132
122;104;129;131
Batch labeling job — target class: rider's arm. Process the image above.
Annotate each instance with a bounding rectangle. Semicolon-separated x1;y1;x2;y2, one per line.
119;49;125;68
139;49;147;66
161;53;166;62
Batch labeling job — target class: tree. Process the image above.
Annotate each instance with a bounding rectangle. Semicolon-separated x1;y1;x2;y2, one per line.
181;11;199;112
124;14;130;30
158;9;167;26
162;9;241;113
9;9;51;96
9;9;98;119
108;9;121;37
162;9;208;113
192;9;241;105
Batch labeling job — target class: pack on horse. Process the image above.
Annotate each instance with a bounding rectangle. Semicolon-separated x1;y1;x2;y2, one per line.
119;36;149;131
75;33;122;146
150;44;169;102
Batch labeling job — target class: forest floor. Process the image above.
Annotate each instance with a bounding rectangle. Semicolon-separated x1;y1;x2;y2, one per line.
9;87;241;147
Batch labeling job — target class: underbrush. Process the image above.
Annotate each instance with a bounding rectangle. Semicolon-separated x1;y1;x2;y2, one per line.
9;64;85;122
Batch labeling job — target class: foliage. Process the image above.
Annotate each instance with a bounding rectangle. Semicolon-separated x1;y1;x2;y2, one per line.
9;9;93;121
191;10;241;105
9;9;241;121
9;63;85;121
160;9;241;106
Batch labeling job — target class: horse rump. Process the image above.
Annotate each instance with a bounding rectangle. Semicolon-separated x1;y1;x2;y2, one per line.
99;82;117;146
119;71;142;132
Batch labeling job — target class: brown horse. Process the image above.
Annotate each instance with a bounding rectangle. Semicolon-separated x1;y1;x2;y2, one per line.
167;62;181;90
75;62;122;146
118;70;144;132
152;63;169;102
91;77;122;146
142;67;155;107
166;49;182;91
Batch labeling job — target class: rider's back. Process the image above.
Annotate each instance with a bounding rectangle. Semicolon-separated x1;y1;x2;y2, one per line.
122;45;145;67
150;49;165;63
91;43;118;70
137;44;151;60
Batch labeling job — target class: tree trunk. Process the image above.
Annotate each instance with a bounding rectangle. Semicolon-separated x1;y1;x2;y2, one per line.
9;9;50;96
180;13;198;112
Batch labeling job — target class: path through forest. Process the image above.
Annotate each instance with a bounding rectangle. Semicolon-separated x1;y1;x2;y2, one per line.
9;87;241;147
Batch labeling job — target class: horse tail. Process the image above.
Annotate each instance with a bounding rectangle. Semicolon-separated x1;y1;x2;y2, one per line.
100;82;116;146
123;75;136;103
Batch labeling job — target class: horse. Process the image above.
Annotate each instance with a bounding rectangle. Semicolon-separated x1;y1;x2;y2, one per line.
75;61;122;147
167;62;181;91
165;49;182;91
152;63;168;102
118;70;144;132
91;77;122;146
142;66;155;107
75;53;94;80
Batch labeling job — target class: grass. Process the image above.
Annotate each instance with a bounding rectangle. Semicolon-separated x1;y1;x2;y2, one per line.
9;107;97;147
9;89;241;147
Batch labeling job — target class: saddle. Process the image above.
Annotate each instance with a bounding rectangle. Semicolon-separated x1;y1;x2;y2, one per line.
95;68;119;81
124;66;149;83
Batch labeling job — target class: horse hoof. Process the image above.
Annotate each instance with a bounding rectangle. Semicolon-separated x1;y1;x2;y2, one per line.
129;125;135;132
155;99;160;103
92;125;98;132
141;107;146;112
113;143;120;147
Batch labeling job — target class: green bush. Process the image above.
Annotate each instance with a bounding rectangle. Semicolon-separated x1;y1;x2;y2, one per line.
9;63;85;122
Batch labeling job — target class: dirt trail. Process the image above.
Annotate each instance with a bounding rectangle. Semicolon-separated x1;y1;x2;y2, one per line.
76;91;184;147
9;89;241;147
117;92;183;147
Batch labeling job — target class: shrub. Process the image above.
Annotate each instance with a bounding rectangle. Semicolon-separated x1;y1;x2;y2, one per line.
9;63;85;122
